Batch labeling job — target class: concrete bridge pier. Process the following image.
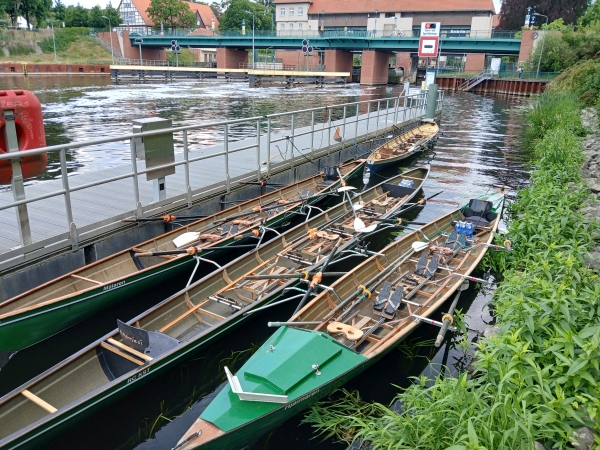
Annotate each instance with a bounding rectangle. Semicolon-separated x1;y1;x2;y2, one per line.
324;50;353;82
360;50;390;85
465;53;486;72
217;48;248;69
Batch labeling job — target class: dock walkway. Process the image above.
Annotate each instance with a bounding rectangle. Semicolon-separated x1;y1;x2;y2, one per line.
0;93;435;271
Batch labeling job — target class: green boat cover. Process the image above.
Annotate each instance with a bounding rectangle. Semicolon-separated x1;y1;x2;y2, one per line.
201;327;366;431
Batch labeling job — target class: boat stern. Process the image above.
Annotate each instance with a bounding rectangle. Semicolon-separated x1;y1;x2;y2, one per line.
175;418;224;450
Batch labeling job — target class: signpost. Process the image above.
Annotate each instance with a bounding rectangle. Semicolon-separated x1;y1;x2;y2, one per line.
134;38;143;65
171;39;181;67
302;39;313;70
418;22;441;75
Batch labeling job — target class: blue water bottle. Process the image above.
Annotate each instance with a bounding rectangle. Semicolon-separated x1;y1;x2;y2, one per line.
466;221;474;238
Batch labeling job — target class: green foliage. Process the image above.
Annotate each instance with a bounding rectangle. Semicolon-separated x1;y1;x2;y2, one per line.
64;5;89;27
39;26;88;53
52;0;65;21
525;32;575;73
166;47;194;64
579;1;600;28
88;5;104;29
219;0;270;31
547;18;574;32
103;2;122;27
497;0;590;30
550;58;600;106
305;91;600;449
146;0;195;30
7;42;35;55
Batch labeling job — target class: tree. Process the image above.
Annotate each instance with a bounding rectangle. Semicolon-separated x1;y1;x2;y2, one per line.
209;1;222;22
52;0;65;21
146;0;195;29
103;1;122;26
498;0;590;30
64;4;89;26
579;1;600;28
219;0;269;31
88;4;104;28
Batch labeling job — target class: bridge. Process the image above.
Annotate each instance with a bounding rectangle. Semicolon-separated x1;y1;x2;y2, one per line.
129;30;521;55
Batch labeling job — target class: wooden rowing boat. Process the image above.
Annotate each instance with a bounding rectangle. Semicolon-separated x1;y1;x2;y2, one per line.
0;167;429;450
0;161;365;353
366;122;439;176
175;190;505;450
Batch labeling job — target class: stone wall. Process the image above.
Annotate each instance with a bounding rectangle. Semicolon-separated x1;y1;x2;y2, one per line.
580;108;600;271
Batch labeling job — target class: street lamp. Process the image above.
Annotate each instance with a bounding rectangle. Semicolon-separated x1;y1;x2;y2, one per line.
45;19;57;61
321;10;324;32
245;10;255;69
375;9;378;37
101;15;114;64
532;12;548;79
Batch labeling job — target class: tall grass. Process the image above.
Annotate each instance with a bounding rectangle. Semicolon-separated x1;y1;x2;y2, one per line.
304;90;600;449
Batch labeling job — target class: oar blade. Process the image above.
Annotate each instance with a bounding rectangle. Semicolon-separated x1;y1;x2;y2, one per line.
354;218;377;233
173;232;201;248
412;241;429;252
337;186;357;192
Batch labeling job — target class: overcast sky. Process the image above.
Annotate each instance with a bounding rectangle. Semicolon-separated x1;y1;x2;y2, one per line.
60;0;504;15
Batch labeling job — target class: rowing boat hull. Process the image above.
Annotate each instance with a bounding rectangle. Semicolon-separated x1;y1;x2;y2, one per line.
0;162;366;352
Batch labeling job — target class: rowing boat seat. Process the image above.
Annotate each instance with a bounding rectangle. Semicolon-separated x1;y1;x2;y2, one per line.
372;197;390;207
221;224;231;235
414;252;429;276
445;231;466;250
319;166;340;186
374;281;392;311
462;199;497;227
381;183;415;199
301;190;315;199
384;286;405;317
229;225;239;235
316;230;340;240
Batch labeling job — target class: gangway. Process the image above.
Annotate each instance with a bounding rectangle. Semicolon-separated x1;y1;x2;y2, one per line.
458;69;494;91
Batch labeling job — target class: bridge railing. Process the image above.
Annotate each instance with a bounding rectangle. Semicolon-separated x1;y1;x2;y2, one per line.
140;29;521;40
239;62;325;72
0;91;441;263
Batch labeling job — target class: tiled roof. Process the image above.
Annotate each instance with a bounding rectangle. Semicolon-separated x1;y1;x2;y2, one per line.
273;0;496;14
128;0;219;28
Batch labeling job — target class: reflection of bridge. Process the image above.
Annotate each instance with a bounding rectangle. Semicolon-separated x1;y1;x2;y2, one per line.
130;30;521;55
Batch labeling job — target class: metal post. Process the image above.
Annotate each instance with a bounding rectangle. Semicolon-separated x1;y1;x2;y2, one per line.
4;110;32;246
59;148;77;250
342;105;347;138
366;102;371;134
310;110;315;155
130;138;142;217
327;107;332;149
425;84;438;121
224;124;230;193
376;100;381;132
393;97;399;123
385;99;389;126
183;130;192;207
138;43;143;65
102;16;114;65
534;14;549;79
256;119;261;180
290;113;295;156
51;22;57;62
355;103;359;138
266;117;271;177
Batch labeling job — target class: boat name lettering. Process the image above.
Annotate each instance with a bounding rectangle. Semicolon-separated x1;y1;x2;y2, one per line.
284;389;320;410
127;368;150;384
103;281;126;291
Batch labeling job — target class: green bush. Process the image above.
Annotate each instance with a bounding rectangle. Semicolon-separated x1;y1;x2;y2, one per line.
40;27;90;53
7;43;36;56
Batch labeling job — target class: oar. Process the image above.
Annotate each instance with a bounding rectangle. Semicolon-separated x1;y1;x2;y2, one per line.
396;190;444;215
434;280;469;347
292;237;343;315
122;214;207;223
134;244;258;257
338;186;377;233
245;271;346;281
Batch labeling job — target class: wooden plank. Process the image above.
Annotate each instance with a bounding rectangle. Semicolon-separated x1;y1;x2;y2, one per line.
22;389;57;413
198;308;225;321
158;298;210;332
106;338;153;361
99;342;144;365
71;274;103;285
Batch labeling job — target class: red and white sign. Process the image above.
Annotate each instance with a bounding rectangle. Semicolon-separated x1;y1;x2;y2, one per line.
418;36;439;57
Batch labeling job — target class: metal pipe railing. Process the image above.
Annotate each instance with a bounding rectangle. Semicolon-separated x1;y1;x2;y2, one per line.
0;91;441;255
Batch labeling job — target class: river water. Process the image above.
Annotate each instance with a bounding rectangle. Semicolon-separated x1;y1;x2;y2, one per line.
0;76;531;449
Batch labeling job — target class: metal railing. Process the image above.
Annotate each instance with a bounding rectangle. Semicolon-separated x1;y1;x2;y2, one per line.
115;58;217;67
0;91;442;262
239;62;325;72
458;69;494;91
138;29;521;40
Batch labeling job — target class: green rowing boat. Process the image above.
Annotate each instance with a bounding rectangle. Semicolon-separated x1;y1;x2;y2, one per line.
0;166;429;449
176;190;506;450
0;160;365;353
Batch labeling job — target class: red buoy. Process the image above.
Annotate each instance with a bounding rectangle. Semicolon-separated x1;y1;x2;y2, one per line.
0;90;48;184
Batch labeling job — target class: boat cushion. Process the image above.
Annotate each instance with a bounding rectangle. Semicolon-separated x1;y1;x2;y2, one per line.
381;183;415;199
463;199;493;217
243;329;342;394
117;319;179;357
322;166;339;181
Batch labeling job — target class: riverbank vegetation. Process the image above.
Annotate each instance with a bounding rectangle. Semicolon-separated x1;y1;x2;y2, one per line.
305;85;600;448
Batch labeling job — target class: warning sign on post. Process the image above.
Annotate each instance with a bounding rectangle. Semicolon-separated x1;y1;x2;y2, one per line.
418;36;439;57
421;22;441;36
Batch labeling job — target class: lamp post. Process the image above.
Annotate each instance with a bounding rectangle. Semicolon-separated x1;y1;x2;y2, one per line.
45;19;57;61
321;10;324;32
101;15;114;64
374;9;378;37
532;12;548;79
245;10;255;69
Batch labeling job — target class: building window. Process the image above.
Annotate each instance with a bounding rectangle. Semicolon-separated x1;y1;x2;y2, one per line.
289;23;294;29
289;7;294;16
298;23;302;30
298;6;303;15
308;25;311;30
385;13;396;18
280;7;285;16
280;23;285;29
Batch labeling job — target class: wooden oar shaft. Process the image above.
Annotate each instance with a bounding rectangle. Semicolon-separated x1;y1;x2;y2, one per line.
135;244;257;257
398;190;444;214
122;215;207;223
435;288;464;347
245;271;346;280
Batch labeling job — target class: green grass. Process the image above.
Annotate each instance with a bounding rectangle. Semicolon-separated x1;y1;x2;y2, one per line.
304;90;600;449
